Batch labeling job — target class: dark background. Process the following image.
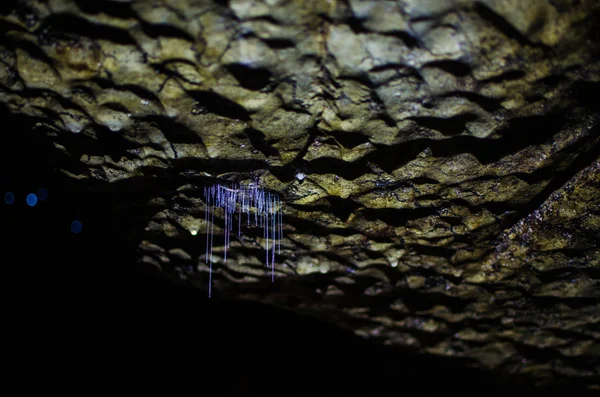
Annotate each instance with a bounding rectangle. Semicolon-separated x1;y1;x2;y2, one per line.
1;110;593;396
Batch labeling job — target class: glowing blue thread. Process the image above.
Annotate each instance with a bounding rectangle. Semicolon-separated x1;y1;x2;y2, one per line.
26;193;38;207
71;220;83;234
37;188;48;201
4;192;15;205
203;180;283;297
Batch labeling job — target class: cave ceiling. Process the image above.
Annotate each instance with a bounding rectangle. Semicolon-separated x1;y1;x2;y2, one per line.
1;0;599;390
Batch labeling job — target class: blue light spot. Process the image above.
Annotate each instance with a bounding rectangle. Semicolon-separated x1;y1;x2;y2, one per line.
71;220;83;234
37;188;48;201
26;193;38;207
4;192;15;205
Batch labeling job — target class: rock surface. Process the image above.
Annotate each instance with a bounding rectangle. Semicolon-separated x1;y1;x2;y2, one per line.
1;0;599;390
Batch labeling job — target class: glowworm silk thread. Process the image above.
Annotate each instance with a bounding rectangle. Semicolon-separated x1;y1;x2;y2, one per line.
203;181;283;297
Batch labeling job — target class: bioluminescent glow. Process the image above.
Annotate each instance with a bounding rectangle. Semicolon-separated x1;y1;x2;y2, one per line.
37;188;48;201
4;192;15;205
26;193;38;207
71;220;83;234
203;181;283;298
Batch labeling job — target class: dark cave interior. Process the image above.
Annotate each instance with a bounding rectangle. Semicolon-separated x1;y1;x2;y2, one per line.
2;107;595;397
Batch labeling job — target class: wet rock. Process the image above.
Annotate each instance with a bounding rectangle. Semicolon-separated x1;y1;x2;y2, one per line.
1;0;599;390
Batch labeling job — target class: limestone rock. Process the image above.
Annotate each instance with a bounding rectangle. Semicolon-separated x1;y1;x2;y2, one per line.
1;0;599;390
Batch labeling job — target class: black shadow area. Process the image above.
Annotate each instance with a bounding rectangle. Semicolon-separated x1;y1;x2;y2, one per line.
0;111;593;397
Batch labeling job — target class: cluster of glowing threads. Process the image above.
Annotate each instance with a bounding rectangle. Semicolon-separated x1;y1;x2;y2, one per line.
203;181;283;297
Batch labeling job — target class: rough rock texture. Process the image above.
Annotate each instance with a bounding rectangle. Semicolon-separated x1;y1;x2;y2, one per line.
1;0;599;390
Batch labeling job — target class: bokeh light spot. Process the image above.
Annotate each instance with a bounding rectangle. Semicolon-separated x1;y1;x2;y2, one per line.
37;188;48;201
4;192;15;205
26;193;38;207
71;220;83;234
